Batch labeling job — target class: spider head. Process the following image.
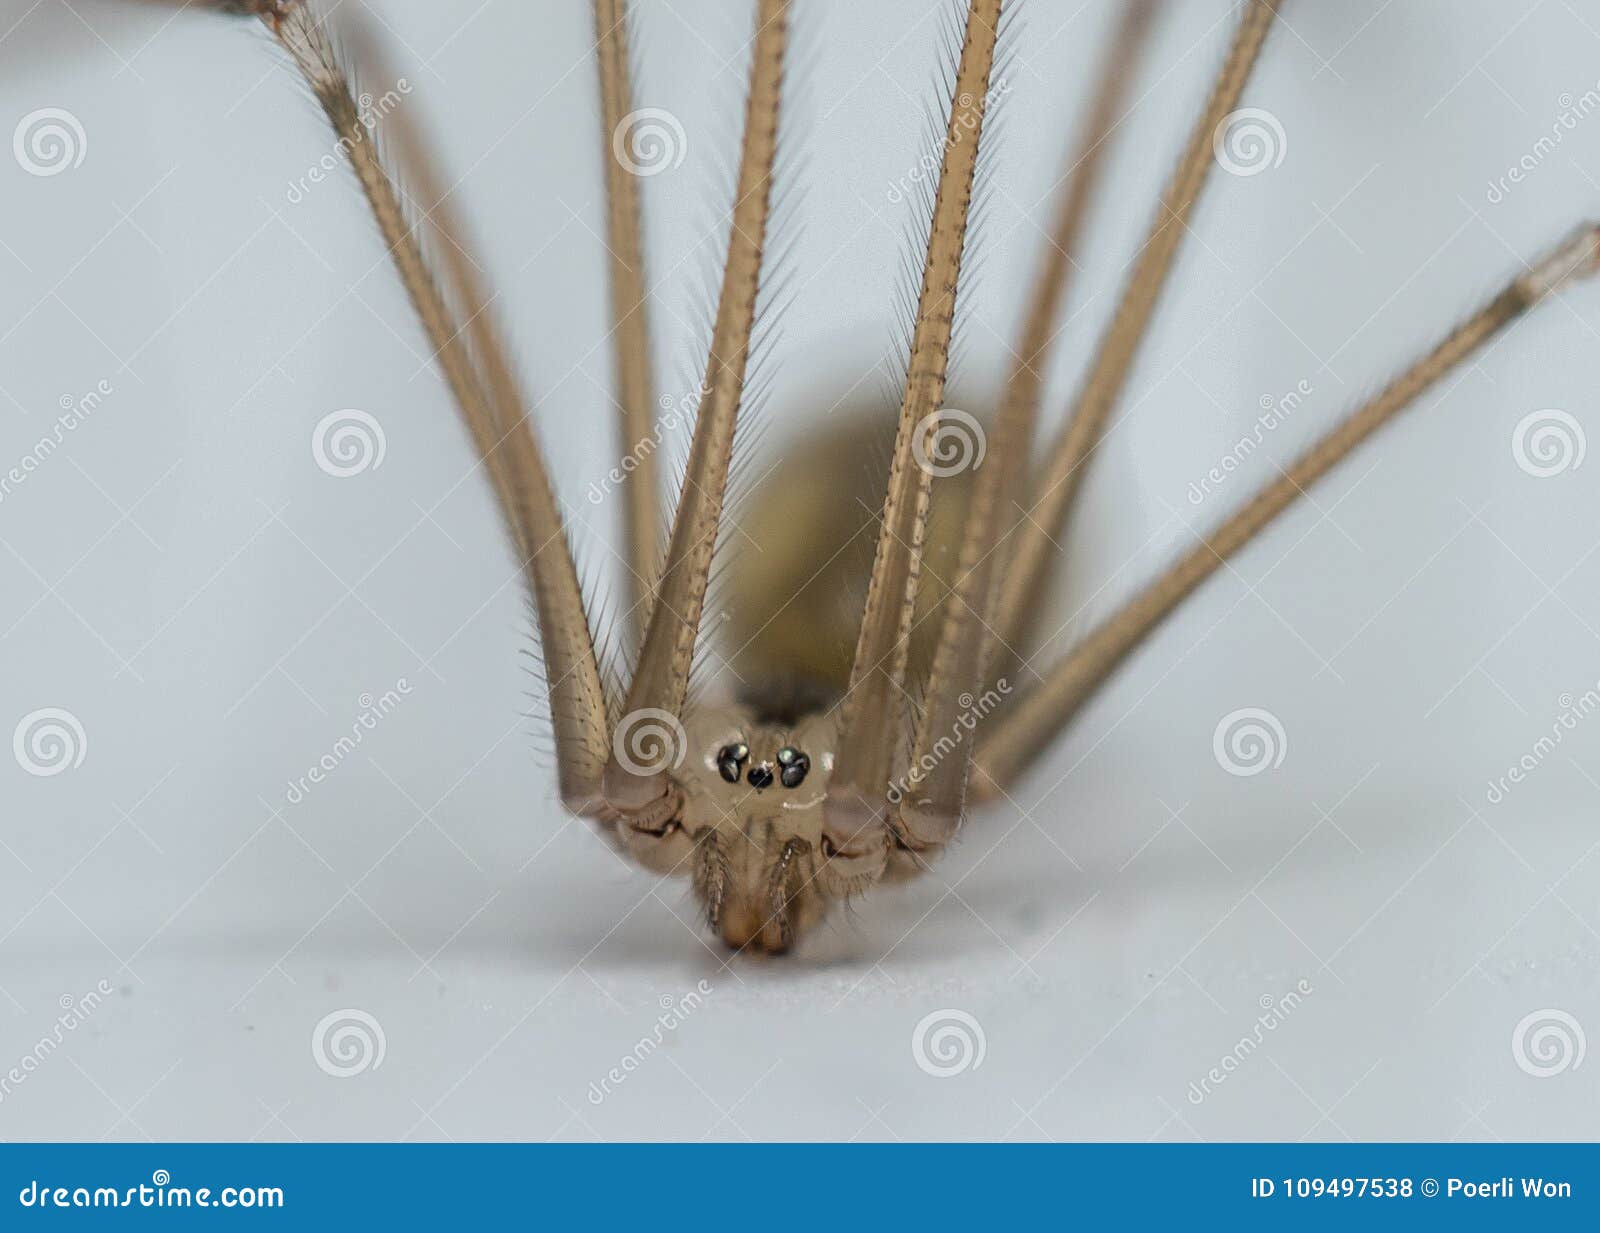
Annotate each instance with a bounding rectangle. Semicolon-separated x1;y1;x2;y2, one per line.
614;703;889;953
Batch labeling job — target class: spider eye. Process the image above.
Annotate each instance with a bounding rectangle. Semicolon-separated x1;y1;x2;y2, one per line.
746;763;775;789
775;746;810;788
716;742;749;784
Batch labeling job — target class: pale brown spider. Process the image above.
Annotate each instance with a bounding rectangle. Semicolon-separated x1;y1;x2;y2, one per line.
229;0;1599;953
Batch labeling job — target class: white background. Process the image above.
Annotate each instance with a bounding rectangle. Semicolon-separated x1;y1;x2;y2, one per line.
1;0;1598;1140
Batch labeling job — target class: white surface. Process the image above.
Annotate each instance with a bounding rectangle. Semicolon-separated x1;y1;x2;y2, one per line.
1;0;1598;1141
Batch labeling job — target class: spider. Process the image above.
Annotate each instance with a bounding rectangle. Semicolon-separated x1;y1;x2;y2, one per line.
225;0;1598;954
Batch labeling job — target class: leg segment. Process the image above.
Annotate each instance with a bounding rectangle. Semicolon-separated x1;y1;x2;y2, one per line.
899;0;1161;850
974;225;1600;795
594;0;663;649
990;0;1282;672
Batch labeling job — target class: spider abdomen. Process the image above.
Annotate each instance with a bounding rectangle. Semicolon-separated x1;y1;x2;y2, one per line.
726;410;975;699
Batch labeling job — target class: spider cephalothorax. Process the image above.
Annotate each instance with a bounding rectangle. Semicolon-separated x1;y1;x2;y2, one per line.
230;0;1600;955
618;708;848;951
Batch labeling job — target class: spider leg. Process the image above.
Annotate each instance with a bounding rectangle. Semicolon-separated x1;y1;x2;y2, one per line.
594;0;662;650
821;0;1005;860
972;225;1600;796
257;4;612;814
990;0;1281;676
342;14;535;530
602;0;791;816
899;0;1160;852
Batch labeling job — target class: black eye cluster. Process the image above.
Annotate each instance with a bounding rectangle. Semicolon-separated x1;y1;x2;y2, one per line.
717;742;810;790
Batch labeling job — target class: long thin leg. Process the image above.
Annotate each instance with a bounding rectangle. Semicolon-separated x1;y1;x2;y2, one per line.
602;0;790;815
820;0;1005;861
991;0;1281;671
344;15;530;487
258;3;612;813
594;0;662;649
900;0;1159;850
973;224;1600;795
